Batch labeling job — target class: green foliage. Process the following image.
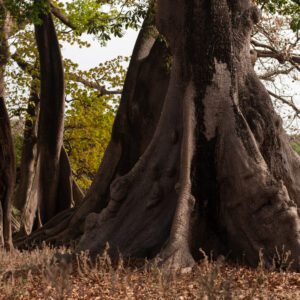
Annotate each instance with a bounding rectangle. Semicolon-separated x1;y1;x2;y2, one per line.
4;0;50;25
5;0;148;42
55;0;147;43
64;56;128;190
291;136;300;154
258;0;300;30
12;206;20;218
12;129;23;167
292;142;300;154
5;26;38;118
5;0;147;48
64;94;114;190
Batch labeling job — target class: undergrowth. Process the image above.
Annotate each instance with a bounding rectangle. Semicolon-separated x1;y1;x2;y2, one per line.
0;246;299;299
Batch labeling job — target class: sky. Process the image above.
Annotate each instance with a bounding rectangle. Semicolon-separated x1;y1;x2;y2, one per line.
61;30;139;70
60;0;139;68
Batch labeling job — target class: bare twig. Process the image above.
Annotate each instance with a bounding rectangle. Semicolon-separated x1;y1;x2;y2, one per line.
267;90;300;117
67;73;122;95
259;67;295;81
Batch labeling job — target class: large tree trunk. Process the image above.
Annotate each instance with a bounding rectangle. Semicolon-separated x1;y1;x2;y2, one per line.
0;1;14;250
78;0;300;269
18;0;300;270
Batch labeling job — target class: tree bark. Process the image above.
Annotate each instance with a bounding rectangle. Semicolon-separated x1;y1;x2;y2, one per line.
15;15;171;246
77;0;300;269
12;56;83;231
0;1;14;250
17;1;300;270
15;92;83;235
35;11;66;223
14;87;39;212
16;8;83;236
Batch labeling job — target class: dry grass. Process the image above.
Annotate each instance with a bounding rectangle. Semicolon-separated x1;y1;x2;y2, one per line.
0;247;299;299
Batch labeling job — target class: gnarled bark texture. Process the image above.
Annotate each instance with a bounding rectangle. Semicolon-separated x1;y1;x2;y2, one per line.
78;0;300;269
0;1;14;250
18;0;300;270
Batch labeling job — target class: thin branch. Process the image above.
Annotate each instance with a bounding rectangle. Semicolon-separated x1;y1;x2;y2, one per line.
251;38;300;65
12;52;122;96
67;73;122;95
267;90;300;117
259;66;295;80
251;39;277;52
11;53;36;75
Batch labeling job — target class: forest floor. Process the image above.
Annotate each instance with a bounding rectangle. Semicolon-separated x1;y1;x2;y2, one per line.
0;247;299;299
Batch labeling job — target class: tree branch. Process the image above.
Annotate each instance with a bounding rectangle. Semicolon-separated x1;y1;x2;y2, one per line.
259;67;295;81
267;90;300;117
251;39;300;65
67;73;122;95
251;39;277;52
255;49;300;64
12;52;122;96
11;53;36;75
50;1;77;30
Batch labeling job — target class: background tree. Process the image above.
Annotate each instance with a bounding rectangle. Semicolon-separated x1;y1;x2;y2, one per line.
0;0;15;250
6;0;144;186
3;0;145;234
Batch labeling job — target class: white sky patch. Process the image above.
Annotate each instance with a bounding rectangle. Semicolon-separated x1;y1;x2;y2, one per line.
61;29;139;70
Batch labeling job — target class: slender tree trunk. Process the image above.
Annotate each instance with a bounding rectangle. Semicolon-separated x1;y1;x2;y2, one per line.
0;101;14;250
35;11;66;223
0;1;14;250
14;87;39;212
12;56;83;235
16;8;83;236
